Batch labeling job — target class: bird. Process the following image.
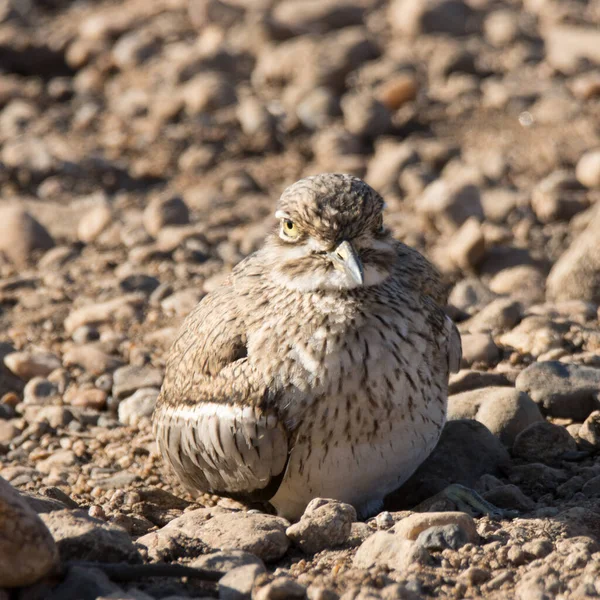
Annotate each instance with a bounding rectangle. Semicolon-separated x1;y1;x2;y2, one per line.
152;173;462;521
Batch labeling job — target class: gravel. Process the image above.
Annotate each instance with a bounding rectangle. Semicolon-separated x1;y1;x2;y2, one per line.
0;0;600;597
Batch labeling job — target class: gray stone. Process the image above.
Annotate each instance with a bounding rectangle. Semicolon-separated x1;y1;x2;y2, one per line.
23;377;60;404
0;476;58;587
460;333;500;367
389;0;476;37
482;484;536;512
62;344;123;376
112;365;163;400
512;421;577;463
515;361;600;420
143;195;190;237
286;498;356;554
40;509;140;563
578;410;600;449
117;387;160;426
341;92;392;139
459;299;522;334
45;566;122;600
448;387;543;447
353;533;429;571
219;564;265;600
448;370;511;395
416;524;469;551
77;199;112;243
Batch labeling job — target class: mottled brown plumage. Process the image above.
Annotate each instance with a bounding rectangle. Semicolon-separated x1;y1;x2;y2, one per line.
153;173;461;520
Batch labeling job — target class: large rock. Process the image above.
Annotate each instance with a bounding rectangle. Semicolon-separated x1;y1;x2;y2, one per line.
385;420;510;510
448;387;543;446
515;361;600;421
546;207;600;304
40;509;141;563
138;509;290;563
0;476;58;587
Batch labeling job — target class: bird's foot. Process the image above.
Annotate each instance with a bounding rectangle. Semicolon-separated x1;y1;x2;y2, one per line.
414;484;517;520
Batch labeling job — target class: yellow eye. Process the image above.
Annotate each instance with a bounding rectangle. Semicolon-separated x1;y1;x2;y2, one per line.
281;219;300;239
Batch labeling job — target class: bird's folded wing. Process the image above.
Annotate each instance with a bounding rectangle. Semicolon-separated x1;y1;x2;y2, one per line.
154;273;290;501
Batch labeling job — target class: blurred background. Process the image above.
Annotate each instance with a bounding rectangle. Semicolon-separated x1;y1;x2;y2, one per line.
0;0;599;345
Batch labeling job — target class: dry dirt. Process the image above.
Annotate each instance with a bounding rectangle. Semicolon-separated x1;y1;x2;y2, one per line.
1;0;600;599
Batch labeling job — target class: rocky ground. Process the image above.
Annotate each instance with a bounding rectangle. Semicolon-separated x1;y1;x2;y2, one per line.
1;0;600;598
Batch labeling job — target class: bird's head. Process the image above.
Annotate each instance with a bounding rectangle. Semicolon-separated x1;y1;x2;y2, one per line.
266;173;396;292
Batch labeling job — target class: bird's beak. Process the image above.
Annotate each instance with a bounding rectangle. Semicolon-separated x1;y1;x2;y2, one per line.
329;240;364;286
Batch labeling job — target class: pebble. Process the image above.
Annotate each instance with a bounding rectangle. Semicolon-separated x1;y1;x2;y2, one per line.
512;421;578;463
112;365;163;400
0;476;58;587
499;316;567;359
546;207;600;304
447;217;486;269
389;0;475;37
448;387;543;447
65;387;107;410
254;577;307;600
417;179;484;234
40;509;140;563
181;73;237;115
219;563;266;600
578;410;600;449
64;294;145;335
515;361;600;421
482;484;535;512
286;498;357;554
353;532;429;572
341;92;392;138
142;195;190;237
460;333;500;367
448;370;511;395
393;512;478;544
4;350;62;381
460;298;522;333
63;344;124;376
377;73;418;110
117;387;160;426
77;199;112;243
23;377;59;404
489;266;546;305
576;150;600;189
0;205;54;267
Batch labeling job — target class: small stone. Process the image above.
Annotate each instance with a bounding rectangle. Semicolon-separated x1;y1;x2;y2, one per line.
447;217;485;269
64;294;144;335
341;92;392;138
63;344;123;376
254;577;306;600
286;498;356;554
571;72;600;100
375;511;394;530
582;474;600;497
219;563;265;600
531;170;587;224
40;509;140;563
458;566;491;586
576;150;600;189
546;207;600;304
376;74;418;110
512;421;577;463
143;195;190;237
112;366;162;400
0;476;58;587
65;387;107;410
417;179;484;234
36;449;77;475
118;274;160;295
484;10;519;47
112;30;158;70
393;511;478;544
499;316;568;359
389;0;475;37
296;87;340;130
23;377;59;404
45;565;122;599
515;361;600;421
181;73;237;115
578;410;600;449
482;484;536;512
460;333;500;367
460;298;522;334
0;205;55;266
4;351;62;381
365;141;418;195
117;388;160;426
353;533;429;571
448;387;543;447
489;266;546;305
416;524;470;551
77;200;112;243
448;370;511;395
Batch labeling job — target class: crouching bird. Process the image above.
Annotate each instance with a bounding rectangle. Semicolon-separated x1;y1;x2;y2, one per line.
153;173;462;521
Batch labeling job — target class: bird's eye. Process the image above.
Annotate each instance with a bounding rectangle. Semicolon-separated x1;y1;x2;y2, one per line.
281;219;300;239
